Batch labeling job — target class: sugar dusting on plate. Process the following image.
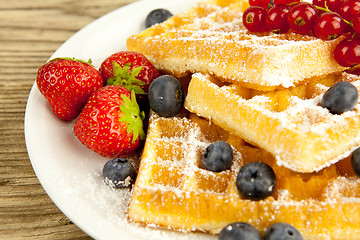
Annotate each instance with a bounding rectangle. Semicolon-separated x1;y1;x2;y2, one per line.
81;167;216;240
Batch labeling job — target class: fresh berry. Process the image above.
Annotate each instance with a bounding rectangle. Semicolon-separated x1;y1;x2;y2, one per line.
36;58;103;120
219;222;261;240
339;0;360;22
265;223;303;240
74;85;145;158
273;0;300;5
99;51;160;94
266;4;291;33
321;81;358;114
148;75;184;117
312;0;342;12
249;0;269;9
145;8;173;28
249;0;300;9
313;12;345;40
351;147;360;177
353;15;360;33
103;158;136;188
243;6;268;32
334;38;360;67
202;141;233;172
287;2;318;34
236;162;276;201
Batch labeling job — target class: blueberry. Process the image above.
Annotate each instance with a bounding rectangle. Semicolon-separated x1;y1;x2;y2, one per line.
145;8;173;28
321;81;358;114
202;141;233;172
265;223;303;240
219;222;261;240
236;162;276;201
351;147;360;177
148;75;184;117
102;158;136;188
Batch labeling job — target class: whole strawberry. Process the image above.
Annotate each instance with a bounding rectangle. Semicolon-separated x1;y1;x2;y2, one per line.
36;58;103;120
99;51;159;94
74;85;145;158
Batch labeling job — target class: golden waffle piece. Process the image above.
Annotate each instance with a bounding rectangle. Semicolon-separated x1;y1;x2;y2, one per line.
128;111;360;239
126;0;347;91
184;72;360;173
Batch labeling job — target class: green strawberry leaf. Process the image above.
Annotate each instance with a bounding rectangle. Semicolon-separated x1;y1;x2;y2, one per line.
130;65;142;78
119;90;146;143
106;62;146;95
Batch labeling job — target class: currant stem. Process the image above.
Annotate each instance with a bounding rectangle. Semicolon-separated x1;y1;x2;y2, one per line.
313;2;353;27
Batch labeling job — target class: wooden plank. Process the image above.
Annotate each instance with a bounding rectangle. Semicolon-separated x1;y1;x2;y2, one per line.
0;0;138;239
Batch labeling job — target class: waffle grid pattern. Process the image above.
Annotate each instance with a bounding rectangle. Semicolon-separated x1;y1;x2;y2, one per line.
127;0;347;90
185;72;360;173
128;112;360;239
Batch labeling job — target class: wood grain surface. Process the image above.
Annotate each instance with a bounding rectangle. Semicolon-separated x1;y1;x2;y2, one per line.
0;0;137;239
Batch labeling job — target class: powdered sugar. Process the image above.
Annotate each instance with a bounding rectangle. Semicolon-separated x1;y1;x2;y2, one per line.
126;111;360;239
186;71;360;173
128;0;347;90
63;166;218;240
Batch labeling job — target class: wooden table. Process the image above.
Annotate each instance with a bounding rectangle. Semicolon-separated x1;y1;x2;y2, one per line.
0;0;137;239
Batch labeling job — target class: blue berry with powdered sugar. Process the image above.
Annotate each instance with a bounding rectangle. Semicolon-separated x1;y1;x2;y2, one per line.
265;222;303;240
321;81;358;114
351;147;360;177
202;141;233;172
145;9;173;28
218;222;261;240
236;161;276;201
148;75;184;117
103;158;136;188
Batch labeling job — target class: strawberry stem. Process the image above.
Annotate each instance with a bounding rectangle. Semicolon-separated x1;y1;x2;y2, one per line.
119;90;145;143
106;62;146;95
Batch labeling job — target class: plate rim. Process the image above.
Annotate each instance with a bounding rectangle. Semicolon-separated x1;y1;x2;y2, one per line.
24;0;205;239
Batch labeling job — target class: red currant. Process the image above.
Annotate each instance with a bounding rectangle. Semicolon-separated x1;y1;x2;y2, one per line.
353;14;360;33
249;0;270;9
312;0;343;12
313;12;345;40
273;0;300;5
339;0;360;22
266;4;291;33
334;37;360;67
243;6;268;32
288;2;319;34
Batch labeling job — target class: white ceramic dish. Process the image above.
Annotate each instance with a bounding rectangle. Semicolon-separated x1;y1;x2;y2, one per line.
24;0;217;239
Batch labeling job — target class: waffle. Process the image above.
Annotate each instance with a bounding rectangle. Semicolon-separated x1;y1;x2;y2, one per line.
128;111;360;239
184;71;360;173
126;0;347;91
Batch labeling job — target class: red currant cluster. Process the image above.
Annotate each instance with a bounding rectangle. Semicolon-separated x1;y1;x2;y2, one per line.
243;0;360;67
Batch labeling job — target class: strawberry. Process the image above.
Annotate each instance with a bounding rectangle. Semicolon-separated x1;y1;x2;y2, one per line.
36;58;103;120
73;85;145;158
99;51;159;94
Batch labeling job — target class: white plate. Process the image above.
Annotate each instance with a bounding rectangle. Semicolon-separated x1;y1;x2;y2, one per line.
24;0;217;239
